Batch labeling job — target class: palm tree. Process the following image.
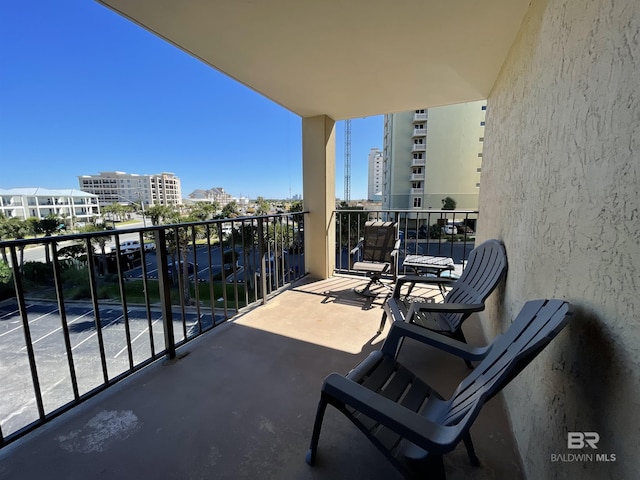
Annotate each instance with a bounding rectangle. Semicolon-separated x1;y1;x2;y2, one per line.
80;224;112;275
145;204;173;226
33;215;61;264
6;217;33;269
187;202;218;221
0;213;9;264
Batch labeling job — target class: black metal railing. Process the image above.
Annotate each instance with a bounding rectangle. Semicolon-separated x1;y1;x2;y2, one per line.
0;212;306;447
334;209;479;276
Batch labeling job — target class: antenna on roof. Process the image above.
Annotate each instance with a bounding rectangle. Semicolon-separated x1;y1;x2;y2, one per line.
344;119;351;202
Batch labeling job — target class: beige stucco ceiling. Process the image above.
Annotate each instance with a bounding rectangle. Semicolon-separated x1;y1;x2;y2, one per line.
97;0;530;120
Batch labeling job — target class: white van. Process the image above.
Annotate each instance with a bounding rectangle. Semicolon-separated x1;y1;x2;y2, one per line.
119;240;141;254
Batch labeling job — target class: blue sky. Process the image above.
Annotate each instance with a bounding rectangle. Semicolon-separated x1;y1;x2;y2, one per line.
0;0;382;200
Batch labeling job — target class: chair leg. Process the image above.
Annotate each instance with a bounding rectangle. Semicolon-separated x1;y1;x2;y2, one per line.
463;433;481;466
354;277;377;297
306;393;329;466
451;328;473;369
377;311;387;334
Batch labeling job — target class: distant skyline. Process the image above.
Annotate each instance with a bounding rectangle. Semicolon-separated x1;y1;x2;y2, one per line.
0;1;383;201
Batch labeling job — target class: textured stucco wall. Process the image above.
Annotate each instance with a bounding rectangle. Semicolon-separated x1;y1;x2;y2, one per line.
479;0;640;478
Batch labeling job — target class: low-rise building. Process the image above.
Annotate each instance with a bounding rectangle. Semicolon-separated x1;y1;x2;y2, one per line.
187;187;233;207
0;188;100;224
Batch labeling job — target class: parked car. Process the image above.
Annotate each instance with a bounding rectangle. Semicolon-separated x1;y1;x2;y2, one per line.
455;224;475;234
441;225;457;235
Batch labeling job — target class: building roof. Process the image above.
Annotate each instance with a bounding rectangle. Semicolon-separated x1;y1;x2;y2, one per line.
0;188;97;198
98;0;529;120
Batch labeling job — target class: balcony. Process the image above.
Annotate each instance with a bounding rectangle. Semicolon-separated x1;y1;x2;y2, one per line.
413;112;428;122
410;173;425;181
411;158;426;167
410;187;424;194
0;273;521;479
411;144;426;152
0;210;522;479
412;128;427;137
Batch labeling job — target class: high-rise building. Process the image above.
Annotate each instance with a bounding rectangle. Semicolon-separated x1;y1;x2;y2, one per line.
78;171;182;207
382;101;486;211
367;148;383;201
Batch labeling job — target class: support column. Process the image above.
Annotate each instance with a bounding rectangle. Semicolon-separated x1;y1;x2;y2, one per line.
302;115;336;279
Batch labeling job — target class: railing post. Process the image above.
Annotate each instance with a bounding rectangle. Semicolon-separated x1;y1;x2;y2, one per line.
9;246;45;421
257;218;267;304
155;229;176;360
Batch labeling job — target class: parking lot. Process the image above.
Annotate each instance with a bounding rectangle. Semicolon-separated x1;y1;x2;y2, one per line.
0;299;223;437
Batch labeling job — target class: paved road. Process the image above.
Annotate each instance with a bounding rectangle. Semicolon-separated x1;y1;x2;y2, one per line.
0;299;224;438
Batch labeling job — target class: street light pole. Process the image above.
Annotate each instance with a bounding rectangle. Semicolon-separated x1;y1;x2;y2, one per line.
139;193;147;227
114;192;147;227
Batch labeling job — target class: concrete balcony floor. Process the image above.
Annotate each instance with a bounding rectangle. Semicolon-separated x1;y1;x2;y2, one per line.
0;275;524;480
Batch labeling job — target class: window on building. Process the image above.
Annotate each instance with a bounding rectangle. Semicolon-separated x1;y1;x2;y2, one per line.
481;105;487;111
413;153;424;159
413;197;422;208
479;137;484;142
478;153;483;157
480;121;486;126
414;138;424;144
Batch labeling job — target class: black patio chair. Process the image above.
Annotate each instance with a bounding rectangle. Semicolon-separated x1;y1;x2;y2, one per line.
351;221;400;297
306;299;573;480
379;239;507;367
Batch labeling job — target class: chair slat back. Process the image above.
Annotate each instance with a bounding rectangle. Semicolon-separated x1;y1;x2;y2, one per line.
442;299;572;425
442;239;507;329
362;221;397;263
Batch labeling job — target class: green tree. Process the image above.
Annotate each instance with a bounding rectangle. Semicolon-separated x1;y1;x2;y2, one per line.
187;202;218;221
336;202;366;248
0;260;11;284
288;201;303;213
6;217;33;268
220;201;240;219
255;197;270;215
0;213;9;264
441;196;457;210
33;215;61;264
79;224;113;275
145;205;173;226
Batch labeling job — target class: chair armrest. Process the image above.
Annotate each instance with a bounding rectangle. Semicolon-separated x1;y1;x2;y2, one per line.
322;373;465;454
407;301;485;315
383;297;408;323
381;321;493;361
392;275;456;298
350;240;363;256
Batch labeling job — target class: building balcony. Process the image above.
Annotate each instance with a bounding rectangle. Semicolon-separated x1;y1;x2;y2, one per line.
410;187;424;194
411;158;426;167
0;210;521;479
413;112;428;122
411;144;426;152
410;173;425;181
0;273;520;479
412;128;427;137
